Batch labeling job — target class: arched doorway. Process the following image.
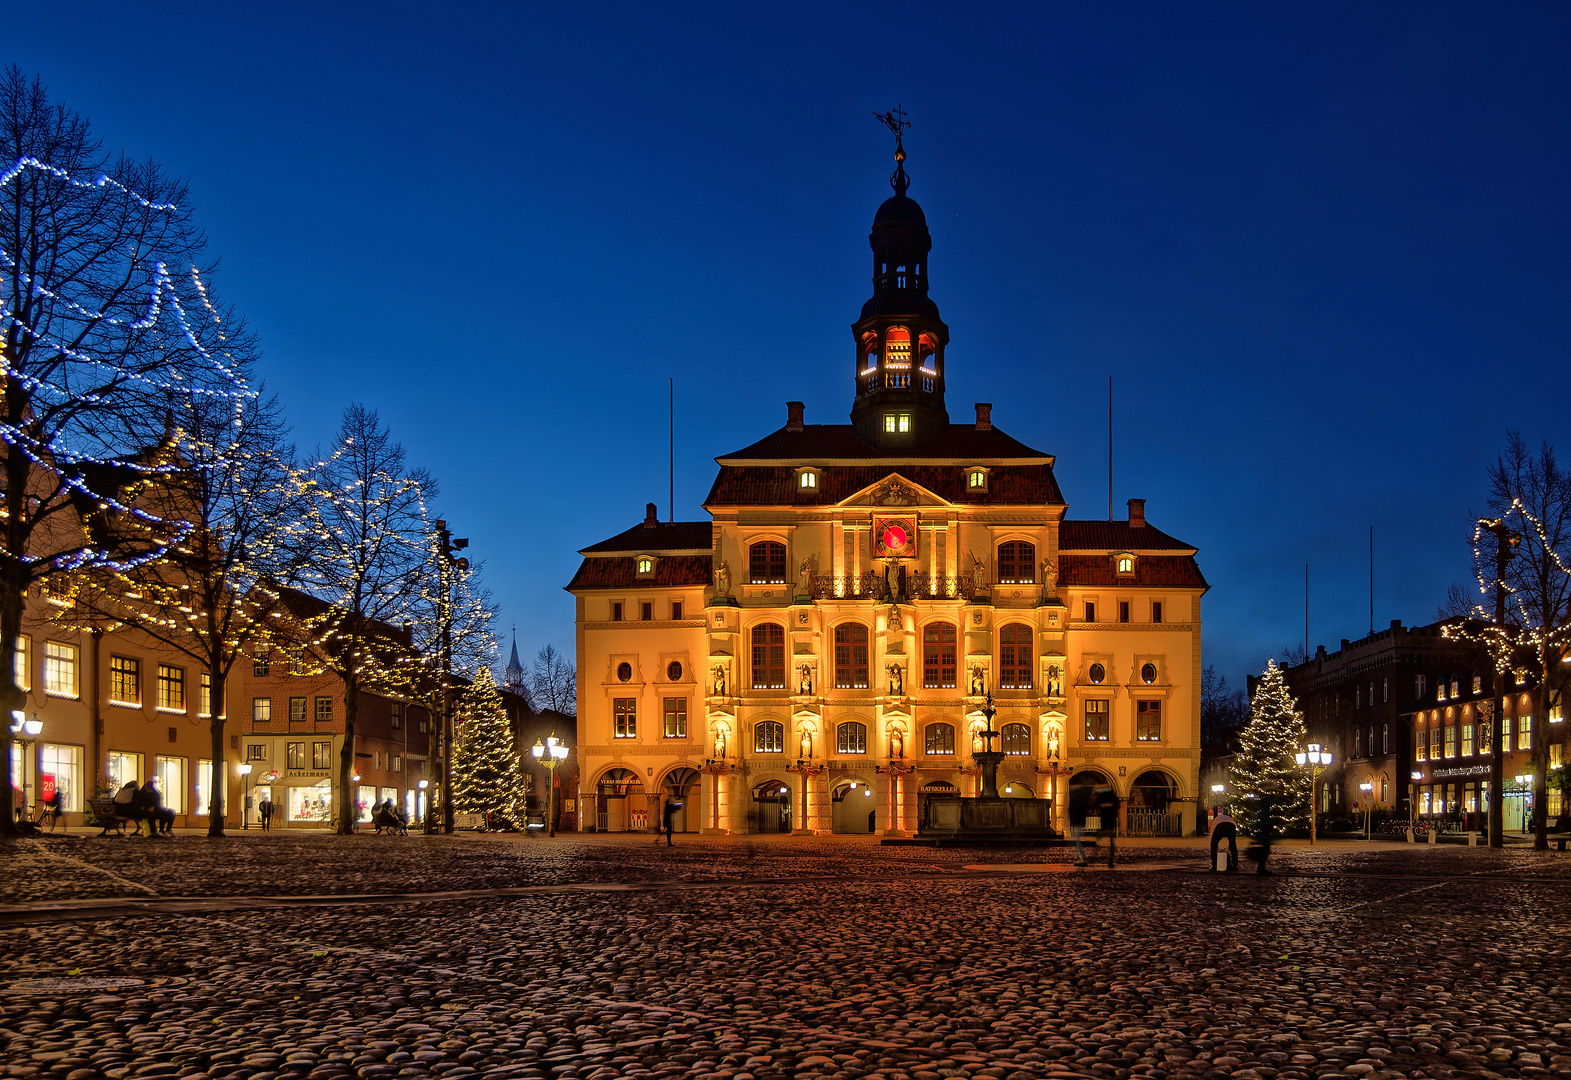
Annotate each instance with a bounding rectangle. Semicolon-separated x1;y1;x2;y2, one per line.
752;779;792;833
918;779;959;830
831;779;877;833
662;767;701;833
1000;780;1034;798
1127;770;1179;836
596;768;644;832
1067;769;1111;829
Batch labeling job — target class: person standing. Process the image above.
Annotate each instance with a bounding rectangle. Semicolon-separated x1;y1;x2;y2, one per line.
259;796;273;831
1208;805;1239;872
1095;786;1120;868
1247;792;1278;875
661;798;681;847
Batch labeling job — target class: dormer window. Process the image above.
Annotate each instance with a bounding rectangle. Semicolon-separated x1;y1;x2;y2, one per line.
883;413;911;434
635;555;657;580
966;467;989;492
1115;553;1136;576
797;469;819;491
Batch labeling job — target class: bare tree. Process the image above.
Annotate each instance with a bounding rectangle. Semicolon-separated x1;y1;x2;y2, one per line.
1446;432;1571;850
530;644;577;716
57;390;294;836
0;69;253;833
287;405;431;835
1200;663;1249;749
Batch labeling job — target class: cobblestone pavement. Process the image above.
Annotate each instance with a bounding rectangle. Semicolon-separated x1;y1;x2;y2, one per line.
2;834;1569;1080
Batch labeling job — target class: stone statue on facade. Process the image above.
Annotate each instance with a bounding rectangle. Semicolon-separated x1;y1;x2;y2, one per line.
714;558;732;598
711;663;727;697
969;550;986;593
1042;556;1057;594
1047;664;1063;698
969;664;986;697
797;662;814;696
887;662;904;696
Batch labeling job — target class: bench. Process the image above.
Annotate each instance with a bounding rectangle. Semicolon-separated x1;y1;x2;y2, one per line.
88;796;142;838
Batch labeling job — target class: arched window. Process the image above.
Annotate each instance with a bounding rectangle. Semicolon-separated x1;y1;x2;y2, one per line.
751;623;785;689
923;623;957;689
925;723;955;755
749;541;786;585
834;623;869;689
837;721;867;754
997;541;1035;584
884;326;911;369
1001;722;1030;756
999;623;1033;688
754;720;784;754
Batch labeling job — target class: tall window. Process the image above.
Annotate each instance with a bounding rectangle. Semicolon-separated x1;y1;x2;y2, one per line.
253;697;272;724
312;741;332;769
662;698;687;738
999;623;1033;688
1151;601;1163;624
837;721;867;754
1084;602;1096;622
110;655;140;704
13;634;28;691
923;623;957;689
1518;710;1533;751
157;665;185;711
751;623;785;689
155;756;185;814
749;541;787;584
614;698;637;738
1461;723;1474;757
754;720;783;753
199;672;212;716
286;742;306;769
1136;700;1162;742
390;702;403;729
925;723;955;755
997;541;1035;584
1444;722;1457;757
1416;674;1426;699
254;651;270;677
1084;699;1110;741
315;697;334;723
1001;722;1030;756
1416;724;1427;761
289;697;307;722
834;623;869;689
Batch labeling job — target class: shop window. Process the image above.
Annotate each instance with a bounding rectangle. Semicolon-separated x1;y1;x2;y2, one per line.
155;756;185;814
751;623;785;689
837;721;867;755
925;723;955;755
39;743;82;813
106;750;142;788
922;623;957;689
834;623;869;689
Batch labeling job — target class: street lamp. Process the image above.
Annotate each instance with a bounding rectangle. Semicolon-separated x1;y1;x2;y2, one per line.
237;762;253;829
9;712;42;817
1516;773;1533;833
531;733;569;837
1294;743;1333;846
1359;780;1374;839
418;779;432;834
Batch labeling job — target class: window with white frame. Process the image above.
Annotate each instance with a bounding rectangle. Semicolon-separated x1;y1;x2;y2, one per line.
157;665;186;711
13;634;29;691
44;642;78;699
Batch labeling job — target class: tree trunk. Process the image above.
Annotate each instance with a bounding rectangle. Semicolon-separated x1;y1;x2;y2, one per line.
1535;676;1549;850
0;569;25;836
208;665;227;837
339;671;358;835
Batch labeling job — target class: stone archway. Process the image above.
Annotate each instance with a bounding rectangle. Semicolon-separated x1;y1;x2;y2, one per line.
751;779;792;834
1127;769;1180;836
661;767;701;833
595;767;645;833
831;779;877;834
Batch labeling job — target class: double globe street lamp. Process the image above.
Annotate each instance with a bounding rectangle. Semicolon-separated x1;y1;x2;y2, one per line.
531;734;570;837
1294;742;1333;846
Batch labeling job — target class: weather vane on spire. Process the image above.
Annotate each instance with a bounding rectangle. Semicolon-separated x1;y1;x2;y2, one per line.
874;104;911;196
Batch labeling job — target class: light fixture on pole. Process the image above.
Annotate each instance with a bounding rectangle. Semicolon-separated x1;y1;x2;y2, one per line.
1294;742;1333;846
1359;780;1374;839
418;779;432;834
9;713;42;814
237;762;253;829
1516;773;1533;833
531;733;569;838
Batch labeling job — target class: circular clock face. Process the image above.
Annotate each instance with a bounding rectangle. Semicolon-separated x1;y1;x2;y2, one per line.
883;524;908;552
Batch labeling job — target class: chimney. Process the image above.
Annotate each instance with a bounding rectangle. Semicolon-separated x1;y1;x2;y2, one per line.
1127;498;1146;527
644;502;658;528
786;401;805;432
974;403;992;431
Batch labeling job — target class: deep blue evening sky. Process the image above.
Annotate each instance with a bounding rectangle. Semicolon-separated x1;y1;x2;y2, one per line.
11;4;1570;689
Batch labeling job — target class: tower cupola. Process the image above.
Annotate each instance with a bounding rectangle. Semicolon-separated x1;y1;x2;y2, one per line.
851;107;950;448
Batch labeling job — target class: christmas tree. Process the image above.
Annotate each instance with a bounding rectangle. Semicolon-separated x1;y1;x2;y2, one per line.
452;668;528;828
1231;659;1310;838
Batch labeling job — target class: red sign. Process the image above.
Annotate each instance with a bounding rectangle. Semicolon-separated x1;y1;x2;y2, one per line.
40;774;56;803
873;515;919;560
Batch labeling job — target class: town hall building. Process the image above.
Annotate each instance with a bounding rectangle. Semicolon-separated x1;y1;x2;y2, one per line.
567;139;1208;837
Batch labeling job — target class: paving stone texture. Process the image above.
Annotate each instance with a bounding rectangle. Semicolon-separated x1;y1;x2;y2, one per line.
2;834;1569;1080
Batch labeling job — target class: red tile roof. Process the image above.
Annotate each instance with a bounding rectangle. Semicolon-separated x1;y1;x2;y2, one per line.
1057;553;1209;589
706;463;1063;507
1058;520;1196;552
566;554;713;592
717;423;1052;463
580;520;712;554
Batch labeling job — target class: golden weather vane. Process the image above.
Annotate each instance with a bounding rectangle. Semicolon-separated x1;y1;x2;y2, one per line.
874;105;912;195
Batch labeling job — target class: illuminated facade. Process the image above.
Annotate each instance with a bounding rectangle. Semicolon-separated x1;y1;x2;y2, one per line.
568;152;1208;836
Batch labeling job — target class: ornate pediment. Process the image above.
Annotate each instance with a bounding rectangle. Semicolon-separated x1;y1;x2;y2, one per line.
839;473;947;509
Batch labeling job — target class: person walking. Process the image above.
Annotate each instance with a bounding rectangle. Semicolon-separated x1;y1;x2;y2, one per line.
1068;783;1092;866
1208;805;1239;872
259;796;273;831
661;797;681;847
1095;786;1120;868
1246;791;1278;875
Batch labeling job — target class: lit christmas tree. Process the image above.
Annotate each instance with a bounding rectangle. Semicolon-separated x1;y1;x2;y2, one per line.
452;667;528;828
1232;659;1310;838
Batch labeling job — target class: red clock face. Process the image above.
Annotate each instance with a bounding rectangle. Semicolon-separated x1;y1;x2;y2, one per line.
882;524;909;552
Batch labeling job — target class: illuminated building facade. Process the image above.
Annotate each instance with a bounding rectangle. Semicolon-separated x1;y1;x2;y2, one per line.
568;149;1208;836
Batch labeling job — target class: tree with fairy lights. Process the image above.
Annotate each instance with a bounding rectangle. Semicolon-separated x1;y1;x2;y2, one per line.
53;390;295;837
0;69;255;834
286;405;431;835
1231;659;1310;839
1443;433;1571;851
451;667;528;829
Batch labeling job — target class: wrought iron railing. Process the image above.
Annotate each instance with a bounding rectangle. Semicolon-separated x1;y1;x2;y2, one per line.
1125;810;1182;838
811;573;883;600
908;572;973;600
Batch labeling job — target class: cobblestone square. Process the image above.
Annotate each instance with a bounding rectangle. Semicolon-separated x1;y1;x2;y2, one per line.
3;835;1569;1080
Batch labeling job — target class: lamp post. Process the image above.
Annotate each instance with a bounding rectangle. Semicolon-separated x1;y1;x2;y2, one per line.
1516;772;1533;833
1479;517;1520;848
1294;743;1333;845
8;712;42;817
238;762;253;829
1359;780;1374;839
532;733;569;837
419;778;432;834
1410;771;1424;823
